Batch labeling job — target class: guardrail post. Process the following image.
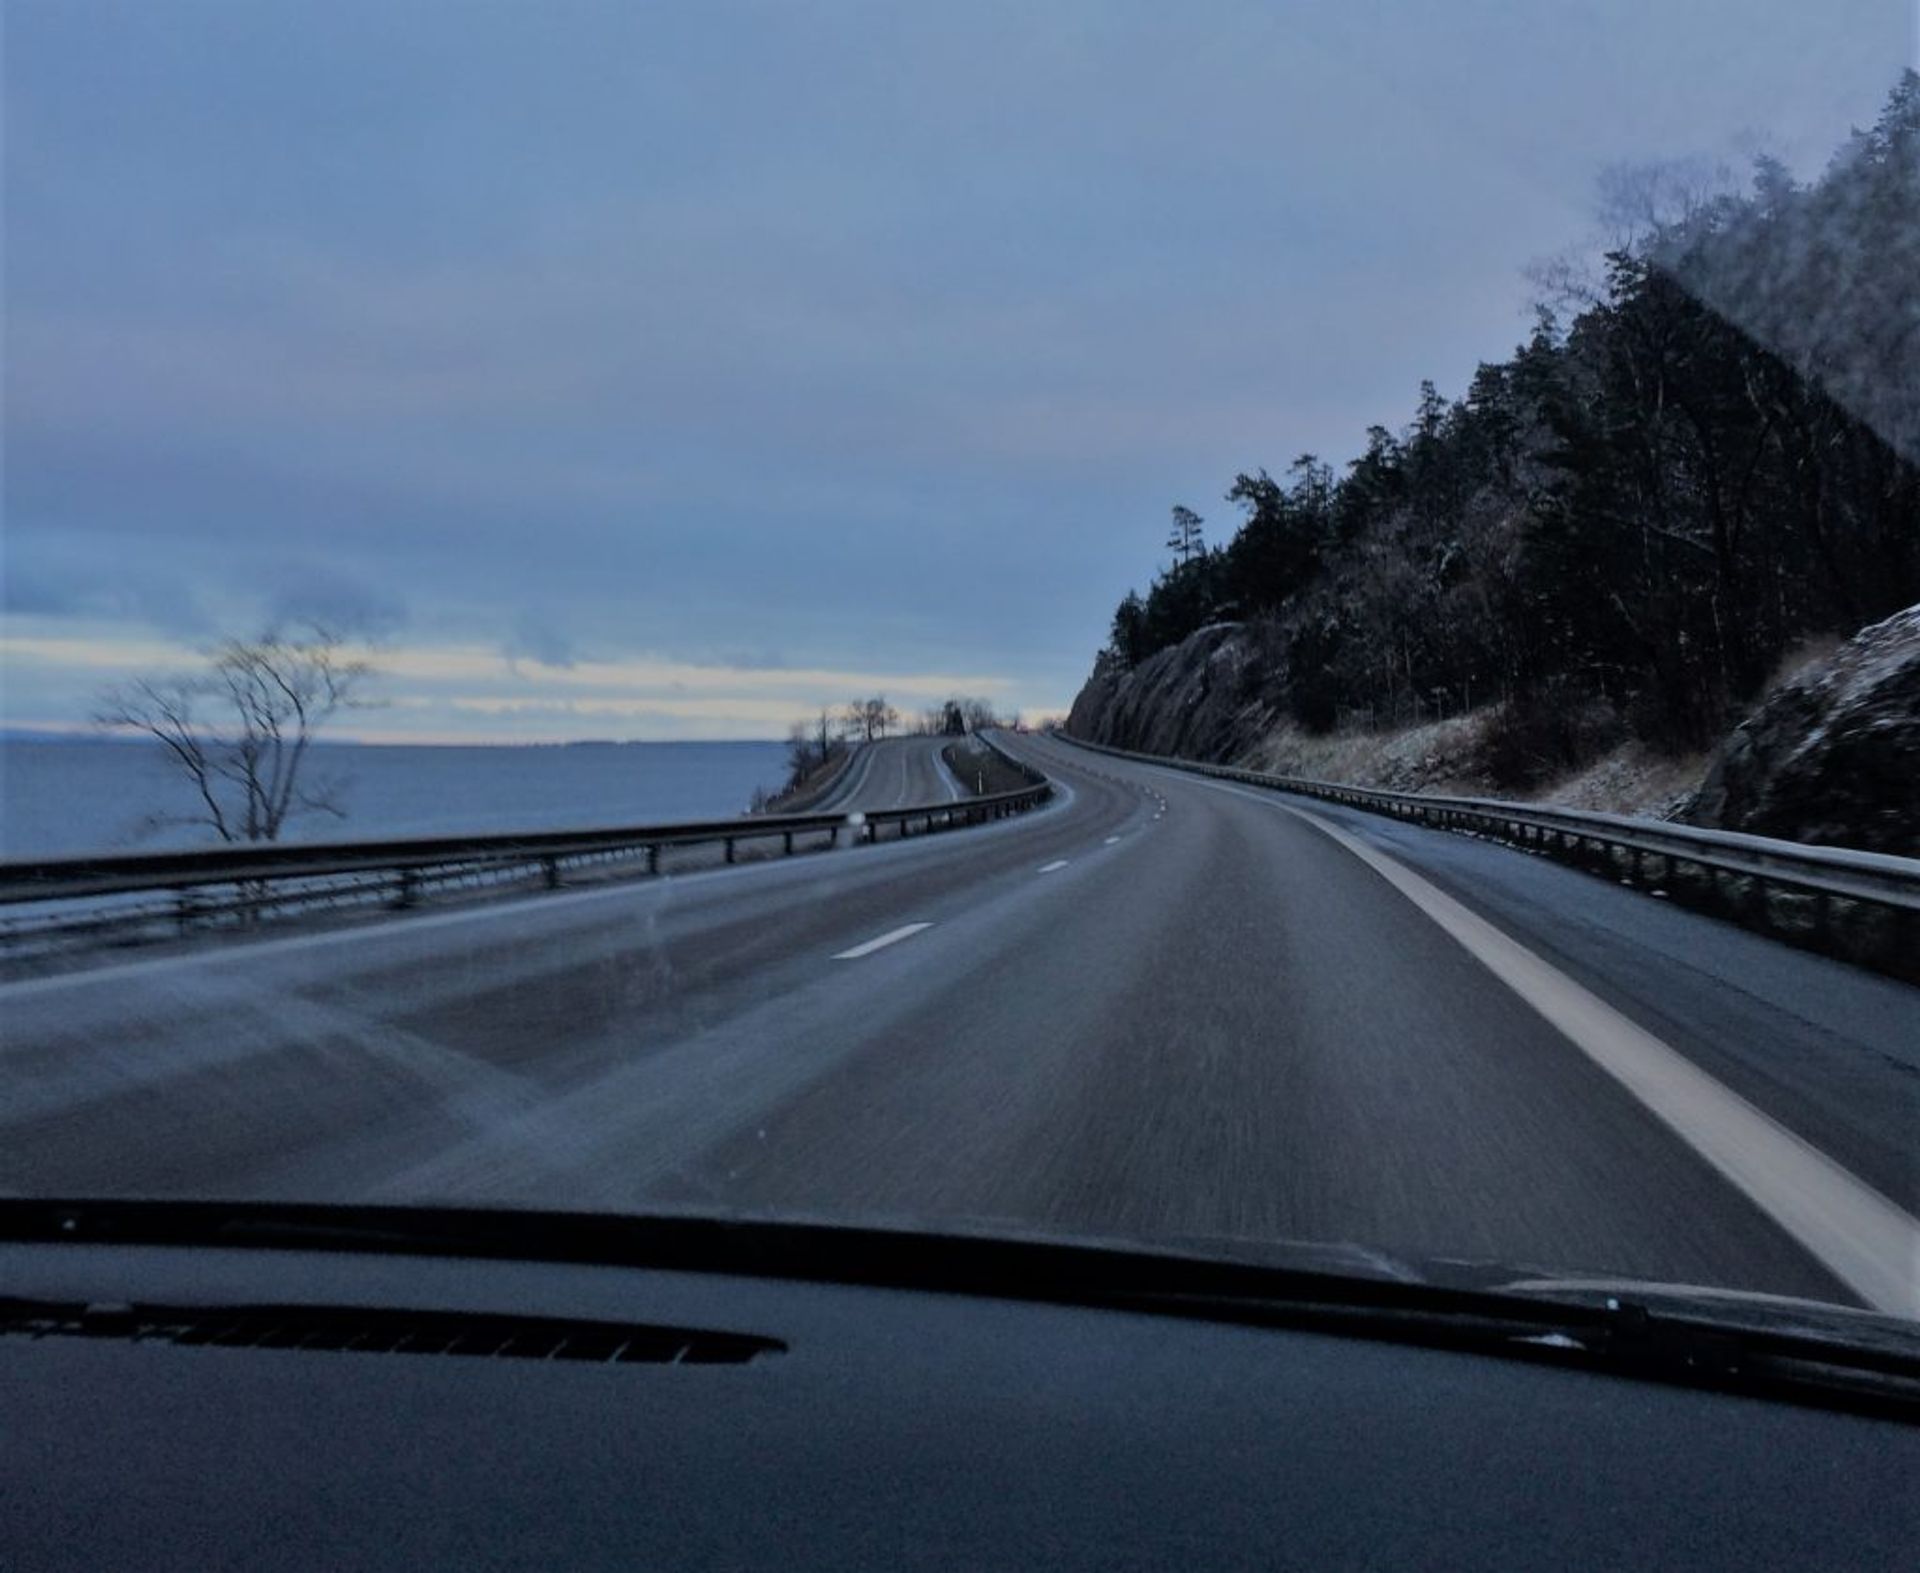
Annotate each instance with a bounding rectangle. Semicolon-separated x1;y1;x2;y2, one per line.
543;856;561;890
1895;909;1920;985
1704;863;1728;916
176;889;199;935
783;830;794;855
725;837;736;864
829;825;840;848
647;844;660;875
394;867;419;910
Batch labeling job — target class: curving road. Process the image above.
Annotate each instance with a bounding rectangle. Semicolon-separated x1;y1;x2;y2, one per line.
2;731;1915;1311
809;735;966;813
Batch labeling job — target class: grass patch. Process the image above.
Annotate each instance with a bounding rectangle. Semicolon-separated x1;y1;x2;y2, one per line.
942;737;1030;796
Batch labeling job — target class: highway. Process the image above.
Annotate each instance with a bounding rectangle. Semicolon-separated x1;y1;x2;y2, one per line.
3;731;1915;1311
808;735;966;812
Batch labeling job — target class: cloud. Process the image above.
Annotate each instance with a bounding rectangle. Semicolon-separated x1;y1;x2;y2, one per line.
504;614;577;670
5;2;1903;737
2;633;211;672
0;550;212;636
0;563;82;618
449;695;811;725
260;562;408;638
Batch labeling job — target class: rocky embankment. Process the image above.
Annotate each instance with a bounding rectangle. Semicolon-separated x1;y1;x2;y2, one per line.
1684;604;1920;855
1066;625;1276;761
1068;605;1920;852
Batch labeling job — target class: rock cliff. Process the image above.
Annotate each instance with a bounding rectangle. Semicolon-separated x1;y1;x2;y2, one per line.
1065;624;1277;761
1067;603;1920;855
1685;604;1920;855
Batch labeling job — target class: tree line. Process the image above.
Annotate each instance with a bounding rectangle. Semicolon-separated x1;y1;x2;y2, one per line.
1104;74;1919;786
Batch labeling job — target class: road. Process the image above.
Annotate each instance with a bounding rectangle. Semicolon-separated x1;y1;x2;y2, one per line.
3;731;1915;1310
808;735;965;813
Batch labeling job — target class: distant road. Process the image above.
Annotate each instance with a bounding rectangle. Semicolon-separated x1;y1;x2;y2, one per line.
810;735;964;812
4;731;1915;1311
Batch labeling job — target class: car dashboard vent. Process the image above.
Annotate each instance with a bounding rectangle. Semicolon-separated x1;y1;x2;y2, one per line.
0;1298;783;1365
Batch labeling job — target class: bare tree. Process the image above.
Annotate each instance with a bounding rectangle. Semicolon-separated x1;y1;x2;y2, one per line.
1522;249;1605;319
1525;156;1742;324
1594;155;1735;250
843;695;900;741
95;627;376;843
812;707;837;762
957;696;1000;732
785;719;819;781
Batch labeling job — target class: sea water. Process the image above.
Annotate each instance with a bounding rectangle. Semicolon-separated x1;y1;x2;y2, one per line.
0;739;790;859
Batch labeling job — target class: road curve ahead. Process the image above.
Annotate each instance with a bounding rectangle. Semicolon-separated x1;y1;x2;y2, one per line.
3;730;1915;1311
809;736;966;812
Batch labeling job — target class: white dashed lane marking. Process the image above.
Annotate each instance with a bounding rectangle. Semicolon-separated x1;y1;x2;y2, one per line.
832;922;934;960
1037;860;1069;874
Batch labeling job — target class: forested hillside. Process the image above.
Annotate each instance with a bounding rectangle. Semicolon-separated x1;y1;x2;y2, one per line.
1087;75;1918;790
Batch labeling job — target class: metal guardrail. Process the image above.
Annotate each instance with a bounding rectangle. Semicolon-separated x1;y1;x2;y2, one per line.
1062;735;1920;981
0;773;1054;954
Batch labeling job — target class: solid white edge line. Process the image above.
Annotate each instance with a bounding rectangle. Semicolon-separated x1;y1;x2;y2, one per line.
831;921;934;960
1197;777;1918;1316
930;743;965;802
814;739;871;812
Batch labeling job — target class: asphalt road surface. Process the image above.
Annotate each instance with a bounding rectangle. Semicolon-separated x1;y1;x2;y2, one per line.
808;735;966;812
4;731;1915;1311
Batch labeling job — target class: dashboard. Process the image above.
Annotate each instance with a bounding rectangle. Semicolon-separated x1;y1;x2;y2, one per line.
3;1236;1914;1570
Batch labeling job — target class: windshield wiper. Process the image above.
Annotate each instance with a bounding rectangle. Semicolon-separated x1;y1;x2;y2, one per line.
1103;1279;1920;1421
4;1199;1914;1420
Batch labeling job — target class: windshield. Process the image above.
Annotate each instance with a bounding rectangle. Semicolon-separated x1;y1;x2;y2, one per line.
2;3;1915;1329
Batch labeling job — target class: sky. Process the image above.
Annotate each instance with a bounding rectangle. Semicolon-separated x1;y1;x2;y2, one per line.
4;1;1914;741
